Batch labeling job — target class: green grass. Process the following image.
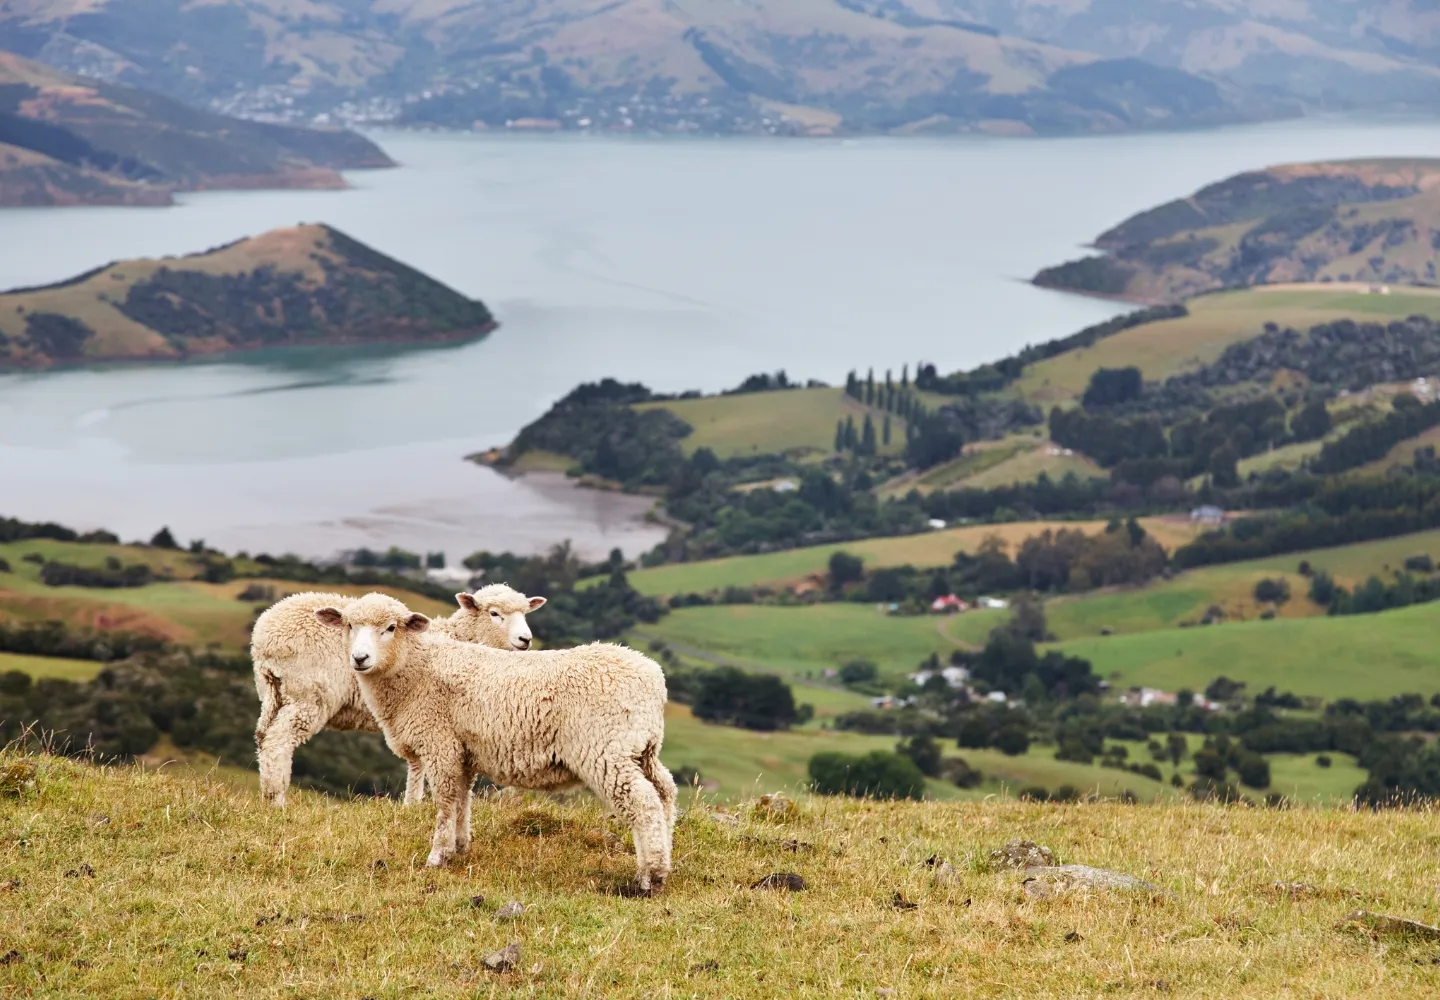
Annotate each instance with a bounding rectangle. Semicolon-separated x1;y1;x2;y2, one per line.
623;517;1198;597
639;604;966;683
1054;600;1440;701
0;650;103;681
6;751;1440;998
1013;284;1440;405
634;387;906;459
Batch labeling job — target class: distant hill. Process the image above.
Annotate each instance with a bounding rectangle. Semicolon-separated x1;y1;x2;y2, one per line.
0;0;1295;135
0;52;392;206
1034;159;1440;303
0;224;495;368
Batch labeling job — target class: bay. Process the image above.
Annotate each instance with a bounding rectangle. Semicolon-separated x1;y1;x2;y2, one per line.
3;118;1439;559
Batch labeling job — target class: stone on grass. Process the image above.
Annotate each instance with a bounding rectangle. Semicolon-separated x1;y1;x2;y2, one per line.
494;901;525;921
989;839;1057;869
1022;865;1163;899
932;860;960;887
1337;911;1440;941
483;942;521;972
755;793;796;819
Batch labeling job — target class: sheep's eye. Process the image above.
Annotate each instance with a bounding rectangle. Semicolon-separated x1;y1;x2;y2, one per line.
489;610;501;618
385;624;396;633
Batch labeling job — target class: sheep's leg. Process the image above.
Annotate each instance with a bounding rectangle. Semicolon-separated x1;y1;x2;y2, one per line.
402;759;426;806
426;751;465;867
581;754;670;893
454;769;476;855
641;746;678;839
257;702;323;807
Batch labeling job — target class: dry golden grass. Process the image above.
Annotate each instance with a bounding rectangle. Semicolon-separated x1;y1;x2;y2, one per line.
3;751;1438;998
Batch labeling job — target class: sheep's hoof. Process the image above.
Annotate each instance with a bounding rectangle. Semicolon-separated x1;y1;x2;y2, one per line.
426;849;451;867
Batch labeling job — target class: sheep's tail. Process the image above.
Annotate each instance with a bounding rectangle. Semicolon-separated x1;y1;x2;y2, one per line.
638;738;676;817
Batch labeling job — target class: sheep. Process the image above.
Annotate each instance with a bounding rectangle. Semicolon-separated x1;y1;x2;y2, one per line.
314;592;676;893
252;583;546;807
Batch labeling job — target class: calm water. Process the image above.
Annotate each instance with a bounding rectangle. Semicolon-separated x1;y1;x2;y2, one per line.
4;119;1440;559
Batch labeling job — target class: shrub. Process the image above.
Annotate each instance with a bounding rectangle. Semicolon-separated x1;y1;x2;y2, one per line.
1017;785;1050;802
1316;754;1333;769
0;557;8;573
691;666;798;731
1403;553;1434;574
895;733;943;777
994;724;1030;756
807;750;926;800
828;551;864;592
1253;577;1291;605
1235;753;1271;789
1308;570;1337;606
838;659;878;686
149;527;179;549
943;756;983;789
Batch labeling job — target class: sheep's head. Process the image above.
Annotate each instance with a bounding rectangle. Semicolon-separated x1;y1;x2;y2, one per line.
314;592;429;675
451;583;546;650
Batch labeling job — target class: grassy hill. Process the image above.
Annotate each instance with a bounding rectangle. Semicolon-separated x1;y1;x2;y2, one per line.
1011;284;1440;405
3;751;1437;998
1033;160;1440;304
0;224;495;368
0;52;390;206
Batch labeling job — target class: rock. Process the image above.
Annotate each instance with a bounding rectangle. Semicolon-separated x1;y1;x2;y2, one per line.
470;895;485;908
1337;911;1440;941
1265;881;1318;898
483;942;521;972
0;950;21;966
494;901;525;921
891;892;918;911
1064;931;1083;943
989;839;1057;869
710;811;740;827
63;863;95;879
1021;865;1163;898
755;793;796;819
932;860;960;887
752;873;807;891
689;960;720;974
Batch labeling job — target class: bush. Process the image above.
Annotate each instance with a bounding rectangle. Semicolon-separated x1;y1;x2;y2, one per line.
149;527;179;549
691;667;798;731
943;756;983;789
994;724;1030;756
1316;754;1333;769
838;659;878;686
807;750;926;800
1235;753;1271;789
39;560;152;588
1253;577;1291;605
895;733;943;777
1403;553;1434;574
1308;570;1337;606
828;551;864;591
0;558;9;573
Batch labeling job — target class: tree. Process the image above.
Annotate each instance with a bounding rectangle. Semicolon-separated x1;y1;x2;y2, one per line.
1308;570;1337;606
901;364;909;388
1208;444;1240;488
692;667;798;731
834;420;845;453
1236;752;1270;789
1081;366;1143;409
882;414;891;447
838;659;878;686
994;725;1030;756
865;368;875;405
808;750;926;800
149;527;179;549
896;733;942;777
1253;577;1290;604
828;551;864;592
1166;733;1188;767
861;414;877;455
844;415;857;450
1291;398;1331;442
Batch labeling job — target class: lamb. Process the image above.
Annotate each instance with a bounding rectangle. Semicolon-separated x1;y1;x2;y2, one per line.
252;583;546;807
314;592;676;893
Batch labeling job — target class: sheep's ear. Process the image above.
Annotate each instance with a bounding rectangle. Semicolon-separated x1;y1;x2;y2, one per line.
403;613;431;633
455;592;479;612
314;607;344;629
527;596;547;612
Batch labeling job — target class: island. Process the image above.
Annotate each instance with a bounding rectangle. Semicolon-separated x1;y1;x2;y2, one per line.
0;52;392;207
1034;159;1440;303
0;225;496;368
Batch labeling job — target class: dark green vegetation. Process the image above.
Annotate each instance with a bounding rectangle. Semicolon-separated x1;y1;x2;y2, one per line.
1035;160;1440;302
0;224;494;368
807;750;926;800
0;52;388;206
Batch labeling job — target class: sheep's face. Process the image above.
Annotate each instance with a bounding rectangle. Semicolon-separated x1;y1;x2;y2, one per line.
315;596;429;675
453;587;546;650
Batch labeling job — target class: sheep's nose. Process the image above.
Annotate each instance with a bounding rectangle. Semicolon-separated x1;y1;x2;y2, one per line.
515;636;531;650
352;653;370;669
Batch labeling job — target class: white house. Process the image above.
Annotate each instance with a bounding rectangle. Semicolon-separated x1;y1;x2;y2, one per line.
1190;505;1224;527
977;596;1009;610
909;665;971;689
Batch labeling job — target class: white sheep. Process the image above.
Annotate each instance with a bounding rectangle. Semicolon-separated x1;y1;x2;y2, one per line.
314;592;676;893
252;583;546;807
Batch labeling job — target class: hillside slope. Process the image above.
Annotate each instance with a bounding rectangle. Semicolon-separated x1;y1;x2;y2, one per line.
0;0;1280;135
1;751;1436;997
1034;159;1440;303
0;51;391;206
0;224;495;368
